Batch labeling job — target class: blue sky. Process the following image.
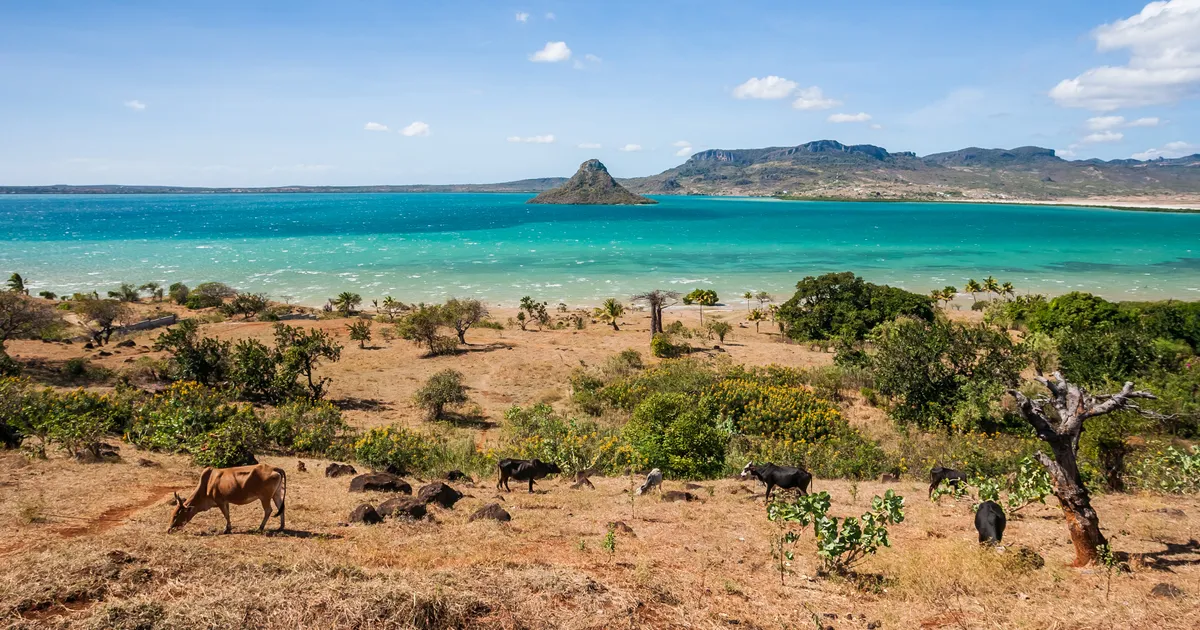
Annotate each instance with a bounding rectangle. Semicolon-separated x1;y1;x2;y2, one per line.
1;0;1197;186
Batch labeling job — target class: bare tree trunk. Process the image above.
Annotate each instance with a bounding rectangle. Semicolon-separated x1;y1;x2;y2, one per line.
1010;374;1161;567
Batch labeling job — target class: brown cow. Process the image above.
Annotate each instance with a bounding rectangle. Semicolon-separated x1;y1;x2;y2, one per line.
168;463;287;534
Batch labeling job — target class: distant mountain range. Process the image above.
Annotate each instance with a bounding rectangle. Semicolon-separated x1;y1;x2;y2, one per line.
4;140;1199;202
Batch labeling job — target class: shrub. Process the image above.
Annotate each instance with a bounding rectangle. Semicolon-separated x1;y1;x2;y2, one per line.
599;358;719;410
168;282;190;305
775;272;934;341
769;489;905;576
219;292;269;320
443;298;488;343
126;381;249;453
623;392;727;479
1129;445;1200;494
354;425;431;473
1057;326;1166;387
190;410;265;467
396;304;456;355
274;323;342;399
650;333;681;358
153;319;231;386
413;369;469;420
705;378;843;443
266;399;351;457
730;428;890;480
707;320;732;343
501;403;633;474
346;319;372;348
228;339;286;402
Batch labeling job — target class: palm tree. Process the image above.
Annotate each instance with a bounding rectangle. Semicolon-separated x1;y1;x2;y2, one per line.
742;291;753;312
6;273;27;295
964;279;983;303
593;298;625;331
1000;282;1016;301
332;291;362;317
747;308;766;333
139;282;163;301
983;276;1001;300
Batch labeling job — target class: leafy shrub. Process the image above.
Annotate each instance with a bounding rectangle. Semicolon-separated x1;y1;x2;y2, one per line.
190;411;264;467
705;378;843;443
1129;445;1200;494
127;382;249;454
501;403;633;474
600;358;718;410
775;272;934;341
219;292;269;320
769;490;905;575
168;282;190;305
44;388;132;459
731;428;890;480
228;339;286;401
154;320;231;386
266;399;351;457
414;369;469;420
623;392;726;479
273;323;342;399
346;320;372;348
395;304;457;355
1057;326;1167;387
650;332;686;358
354;425;430;473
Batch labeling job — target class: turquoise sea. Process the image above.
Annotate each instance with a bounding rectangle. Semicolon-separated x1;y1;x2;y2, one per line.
1;193;1198;306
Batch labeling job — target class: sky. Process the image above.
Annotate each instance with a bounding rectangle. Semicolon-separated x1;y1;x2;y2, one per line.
0;0;1198;186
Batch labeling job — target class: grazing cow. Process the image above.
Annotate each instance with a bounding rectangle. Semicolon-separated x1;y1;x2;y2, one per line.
740;462;812;502
168;463;287;534
928;466;968;498
496;458;562;493
636;468;664;495
975;500;1007;544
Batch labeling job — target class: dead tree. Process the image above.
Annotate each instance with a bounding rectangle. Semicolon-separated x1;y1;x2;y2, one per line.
1008;372;1162;566
631;290;679;337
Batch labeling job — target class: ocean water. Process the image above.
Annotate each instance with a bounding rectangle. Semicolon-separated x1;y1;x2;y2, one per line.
1;193;1198;306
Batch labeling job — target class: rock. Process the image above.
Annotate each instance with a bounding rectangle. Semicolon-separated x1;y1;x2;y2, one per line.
115;340;136;348
684;483;704;490
661;490;700;503
297;460;307;473
879;473;900;482
1002;546;1045;572
349;503;382;525
728;485;752;495
608;521;636;536
1150;582;1184;599
83;342;94;349
123;358;133;363
325;462;357;478
527;159;658;206
349;473;412;494
378;497;427;521
135;458;159;468
417;482;463;508
445;470;472;483
469;503;511;522
98;350;112;357
1154;508;1187;519
867;622;881;629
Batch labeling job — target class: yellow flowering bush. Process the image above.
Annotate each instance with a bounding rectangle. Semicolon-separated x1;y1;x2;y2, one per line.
354;425;431;473
705;378;844;443
503;403;634;474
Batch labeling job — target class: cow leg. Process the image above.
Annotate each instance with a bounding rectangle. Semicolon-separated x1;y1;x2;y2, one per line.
218;503;232;534
528;478;535;494
764;483;774;503
258;496;271;532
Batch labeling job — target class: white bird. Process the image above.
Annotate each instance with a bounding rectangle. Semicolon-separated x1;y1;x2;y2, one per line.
636;468;663;495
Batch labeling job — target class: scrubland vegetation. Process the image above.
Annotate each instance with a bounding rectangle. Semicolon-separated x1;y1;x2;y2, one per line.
1;271;1198;627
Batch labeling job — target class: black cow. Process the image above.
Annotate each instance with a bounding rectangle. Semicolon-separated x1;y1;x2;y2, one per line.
975;500;1007;544
928;466;967;498
740;462;812;502
496;458;562;493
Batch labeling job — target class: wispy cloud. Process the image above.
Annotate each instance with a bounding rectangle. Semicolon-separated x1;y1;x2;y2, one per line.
1132;140;1198;160
545;12;556;20
1086;115;1161;130
515;12;529;23
364;122;389;131
1082;130;1124;143
124;100;146;111
732;76;798;99
530;41;571;62
400;121;430;137
619;144;642;152
1129;116;1161;127
508;134;555;143
577;142;602;149
791;86;840;110
828;112;872;123
675;146;694;157
573;53;601;70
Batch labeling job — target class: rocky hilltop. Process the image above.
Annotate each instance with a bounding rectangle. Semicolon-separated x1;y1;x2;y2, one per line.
526;159;656;205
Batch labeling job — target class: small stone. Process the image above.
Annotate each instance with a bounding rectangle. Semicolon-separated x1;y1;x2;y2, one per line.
1150;582;1184;599
607;521;636;536
349;503;382;525
469;503;511;522
325;462;357;478
378;497;427;520
446;470;472;483
867;622;881;630
417;482;463;508
135;458;159;468
349;473;412;494
115;340;136;348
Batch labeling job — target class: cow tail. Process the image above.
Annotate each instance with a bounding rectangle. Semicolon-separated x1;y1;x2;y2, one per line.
273;468;287;517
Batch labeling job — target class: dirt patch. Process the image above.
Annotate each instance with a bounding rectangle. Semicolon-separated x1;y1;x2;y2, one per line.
56;485;176;539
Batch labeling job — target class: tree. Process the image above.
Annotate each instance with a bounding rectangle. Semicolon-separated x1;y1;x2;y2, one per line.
1000;282;1016;301
707;320;732;343
755;291;773;310
108;282;141;302
594;298;625;331
1009;374;1164;566
332;291;362;317
519;296;550;331
187;282;236;309
139;282;164;301
0;292;60;352
274;323;343;399
395;303;455;355
168;282;190;305
964;279;983;303
38;291;57;301
378;296;406;321
7;273;28;295
220;292;270;320
931;286;957;310
632;290;679;337
347;320;372;349
414;369;468;420
683;289;718;325
76;298;131;345
742;291;753;312
775;272;934;341
444;297;488;343
623;392;726;478
747;308;766;333
983;275;1001;300
154;319;231;385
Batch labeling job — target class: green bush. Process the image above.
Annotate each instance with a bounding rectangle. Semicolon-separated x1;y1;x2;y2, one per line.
168;282;190;305
623;392;726;479
353;425;431;473
127;381;250;453
413;369;468;420
775;271;934;341
650;332;686;358
266;399;351;457
768;489;905;576
228;339;285;401
705;377;843;443
501;403;632;474
600;358;719;410
730;428;890;480
1129;444;1200;494
190;410;264;468
154;320;231;386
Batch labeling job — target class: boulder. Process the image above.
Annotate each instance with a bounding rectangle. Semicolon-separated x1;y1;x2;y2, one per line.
1150;582;1184;599
349;473;412;494
135;458;160;468
661;490;700;503
115;339;136;348
607;521;636;536
296;460;307;473
378;497;427;521
445;470;473;483
469;503;511;522
417;482;463;508
349;503;382;525
325;462;357;478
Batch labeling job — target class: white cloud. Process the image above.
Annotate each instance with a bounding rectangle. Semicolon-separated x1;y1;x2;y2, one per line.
1058;147;1078;158
400;121;430;137
1082;130;1124;143
791;86;841;110
1086;115;1125;130
1132;140;1199;160
577;142;602;149
732;76;798;99
530;41;571;62
870;123;884;130
508;135;555;143
364;122;389;132
672;140;691;147
618;144;642;152
1050;0;1200;110
674;146;693;157
827;112;872;123
1129;116;1161;127
585;53;601;63
545;12;555;20
574;53;602;70
124;100;146;111
515;12;529;22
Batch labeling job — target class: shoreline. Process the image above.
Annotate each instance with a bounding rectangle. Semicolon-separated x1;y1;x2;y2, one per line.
771;194;1200;213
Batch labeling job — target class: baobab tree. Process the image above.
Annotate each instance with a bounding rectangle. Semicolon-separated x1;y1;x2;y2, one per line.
1008;372;1165;566
632;289;679;337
